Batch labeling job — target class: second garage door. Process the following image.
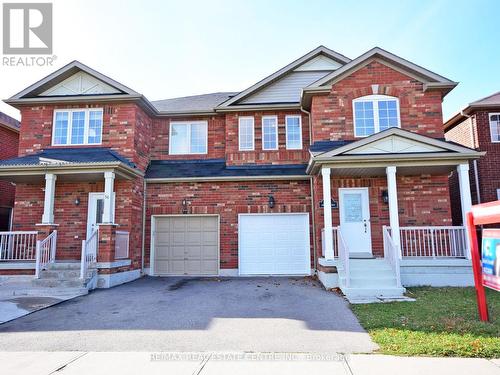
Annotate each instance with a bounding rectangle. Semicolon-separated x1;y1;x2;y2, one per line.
153;216;218;276
239;214;311;275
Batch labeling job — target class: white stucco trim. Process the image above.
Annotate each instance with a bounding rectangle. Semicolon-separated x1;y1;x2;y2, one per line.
0;262;36;270
96;259;132;269
219;269;238;277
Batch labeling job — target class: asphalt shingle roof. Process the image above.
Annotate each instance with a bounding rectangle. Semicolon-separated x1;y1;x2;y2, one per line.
0;148;136;168
151;92;238;113
0;111;20;130
309;140;354;153
470;91;500;106
145;159;307;179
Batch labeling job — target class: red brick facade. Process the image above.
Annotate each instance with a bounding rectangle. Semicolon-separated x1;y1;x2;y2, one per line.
311;60;445;143
445;109;500;224
5;55;460;278
0;125;19;208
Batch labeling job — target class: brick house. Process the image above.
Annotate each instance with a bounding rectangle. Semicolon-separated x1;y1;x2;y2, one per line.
0;112;20;231
444;92;500;225
0;46;482;298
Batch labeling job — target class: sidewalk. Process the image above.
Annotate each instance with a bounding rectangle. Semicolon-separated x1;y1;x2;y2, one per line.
1;352;499;375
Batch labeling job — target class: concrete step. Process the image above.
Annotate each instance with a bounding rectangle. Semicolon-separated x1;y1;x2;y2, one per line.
348;276;398;288
341;286;406;298
47;262;81;270
32;278;86;288
349;268;394;277
39;270;81;279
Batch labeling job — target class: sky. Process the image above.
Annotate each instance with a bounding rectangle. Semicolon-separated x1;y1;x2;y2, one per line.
1;0;499;121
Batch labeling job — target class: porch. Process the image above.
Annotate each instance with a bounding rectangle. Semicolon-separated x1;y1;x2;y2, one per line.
310;129;482;298
0;148;141;288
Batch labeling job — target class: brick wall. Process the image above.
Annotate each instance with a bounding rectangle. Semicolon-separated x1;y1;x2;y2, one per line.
224;110;310;165
313;173;452;257
310;60;445;143
13;177;144;270
145;180;312;269
0;125;19;208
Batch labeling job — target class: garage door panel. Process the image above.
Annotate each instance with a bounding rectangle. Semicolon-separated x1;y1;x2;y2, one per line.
239;214;310;276
153;216;218;276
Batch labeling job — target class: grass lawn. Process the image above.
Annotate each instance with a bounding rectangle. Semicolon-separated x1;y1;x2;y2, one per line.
351;287;500;358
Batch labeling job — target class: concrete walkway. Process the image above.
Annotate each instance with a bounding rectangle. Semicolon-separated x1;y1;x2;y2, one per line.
0;277;87;324
1;352;499;375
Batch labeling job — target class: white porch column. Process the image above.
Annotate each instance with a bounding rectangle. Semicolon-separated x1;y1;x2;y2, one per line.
103;171;115;224
321;167;334;260
457;163;472;259
386;166;401;255
41;173;57;224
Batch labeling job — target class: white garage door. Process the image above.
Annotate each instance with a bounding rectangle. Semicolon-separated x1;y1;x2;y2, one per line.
239;214;311;275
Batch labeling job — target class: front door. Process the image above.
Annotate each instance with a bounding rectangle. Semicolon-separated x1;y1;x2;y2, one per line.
87;193;105;239
339;188;372;254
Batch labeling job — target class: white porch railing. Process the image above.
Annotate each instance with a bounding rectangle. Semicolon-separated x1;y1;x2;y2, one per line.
80;229;98;280
321;226;339;258
0;231;38;261
397;226;468;258
382;226;402;287
337;229;350;288
35;230;57;278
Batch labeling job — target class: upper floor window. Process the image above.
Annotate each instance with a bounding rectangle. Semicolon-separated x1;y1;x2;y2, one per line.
353;95;400;137
262;115;278;150
489;113;500;143
52;108;103;146
285;115;302;150
238;116;254;151
169;121;207;155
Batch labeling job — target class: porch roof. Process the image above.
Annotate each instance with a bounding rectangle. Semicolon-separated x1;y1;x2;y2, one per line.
0;148;141;182
145;159;308;182
307;128;484;175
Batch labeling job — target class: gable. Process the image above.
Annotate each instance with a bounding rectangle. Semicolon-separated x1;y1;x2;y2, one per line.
294;55;342;71
344;135;447;155
40;71;122;96
240;71;330;104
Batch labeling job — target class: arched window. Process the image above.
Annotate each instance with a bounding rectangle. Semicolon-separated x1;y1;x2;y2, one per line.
353;95;400;137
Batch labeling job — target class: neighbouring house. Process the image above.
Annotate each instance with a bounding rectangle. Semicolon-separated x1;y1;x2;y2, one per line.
0;112;20;231
444;92;500;225
0;46;483;298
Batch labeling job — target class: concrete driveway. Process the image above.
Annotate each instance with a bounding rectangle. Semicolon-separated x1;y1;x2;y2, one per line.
0;276;376;353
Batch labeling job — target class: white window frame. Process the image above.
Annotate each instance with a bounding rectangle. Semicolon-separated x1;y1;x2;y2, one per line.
51;108;103;146
352;95;401;138
497;189;500;200
261;115;279;151
238;116;255;151
168;120;208;155
489;112;500;143
285;115;302;150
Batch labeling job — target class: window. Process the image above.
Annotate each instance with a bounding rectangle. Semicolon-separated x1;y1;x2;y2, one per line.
285;115;302;149
497;189;500;200
52;109;103;146
169;121;208;155
238;117;254;151
262;116;278;150
489;113;500;143
353;95;400;137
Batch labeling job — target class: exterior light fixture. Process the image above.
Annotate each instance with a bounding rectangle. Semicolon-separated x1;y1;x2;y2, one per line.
74;197;80;206
381;190;389;204
268;195;275;209
182;198;189;214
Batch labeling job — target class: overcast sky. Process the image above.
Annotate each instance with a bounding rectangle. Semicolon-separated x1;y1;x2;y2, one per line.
1;0;499;121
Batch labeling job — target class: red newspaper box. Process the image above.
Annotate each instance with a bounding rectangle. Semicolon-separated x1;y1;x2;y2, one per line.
466;200;500;321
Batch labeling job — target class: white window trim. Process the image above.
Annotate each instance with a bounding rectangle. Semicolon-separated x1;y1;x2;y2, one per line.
497;189;500;201
489;112;500;143
238;116;255;151
285;115;302;150
261;115;279;151
352;95;401;138
168;120;208;155
51;108;103;146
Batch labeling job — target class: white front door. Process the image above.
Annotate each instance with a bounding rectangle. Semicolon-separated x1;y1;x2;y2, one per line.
87;193;105;239
339;188;372;254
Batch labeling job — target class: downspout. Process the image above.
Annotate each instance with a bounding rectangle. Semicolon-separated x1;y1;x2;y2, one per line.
301;106;317;272
460;110;481;204
141;178;147;274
